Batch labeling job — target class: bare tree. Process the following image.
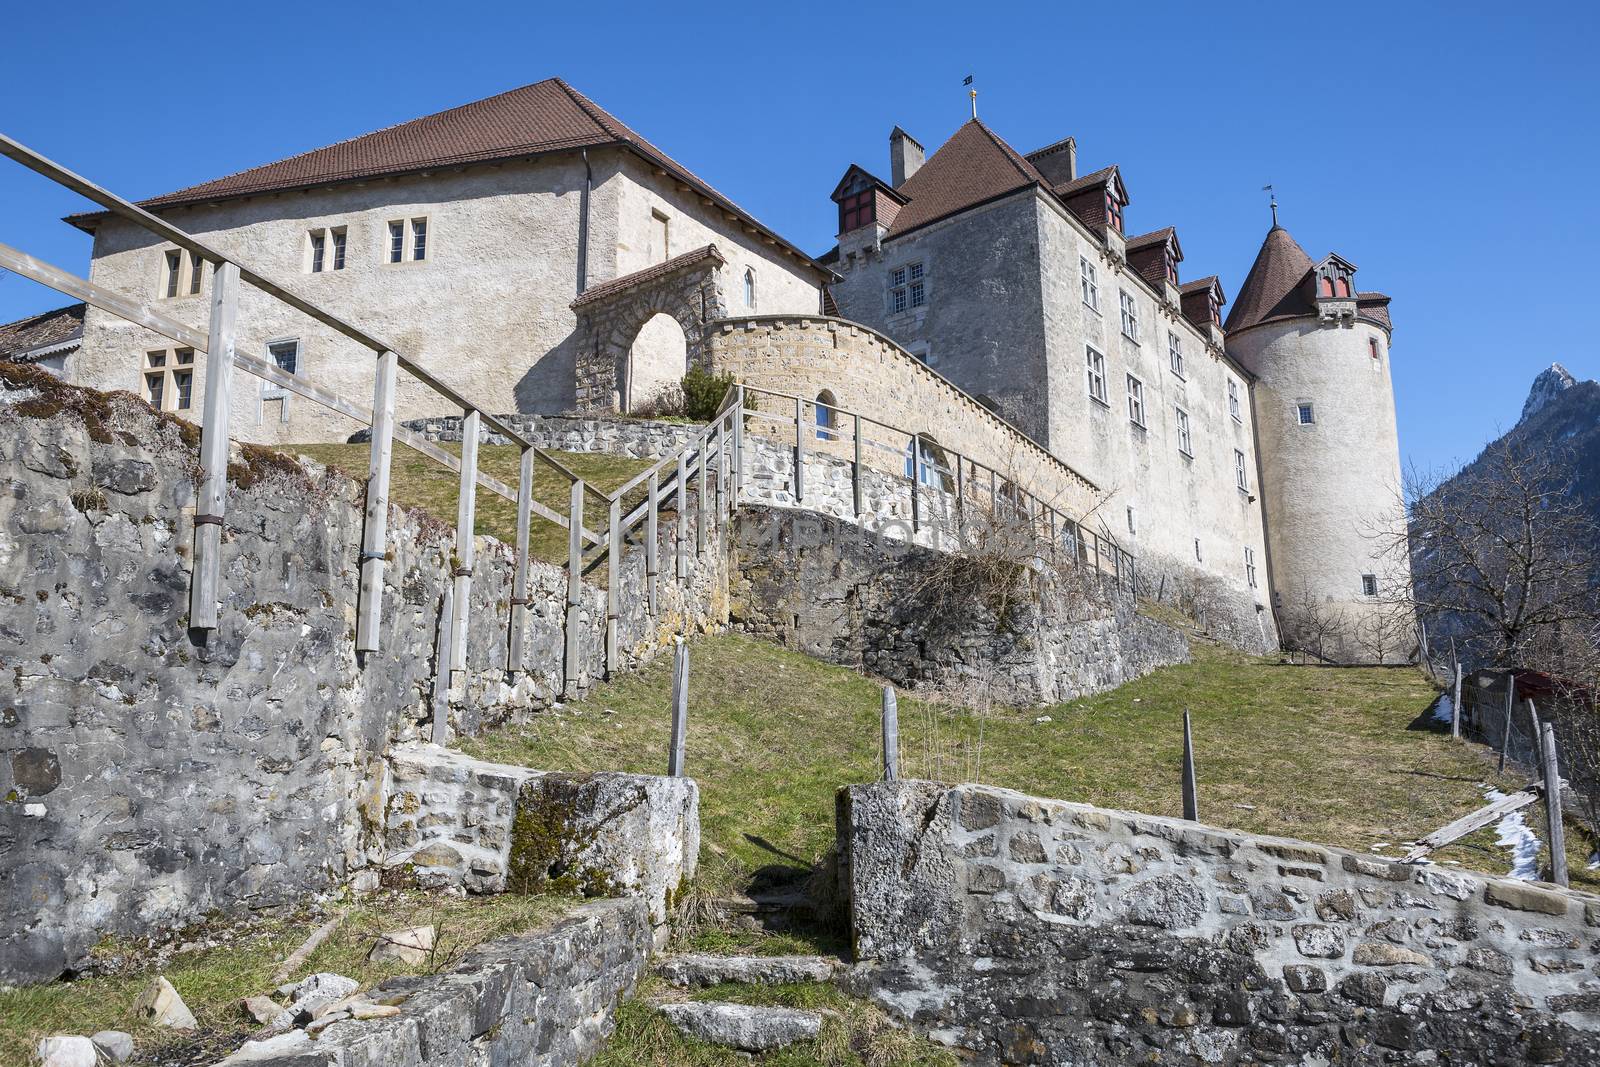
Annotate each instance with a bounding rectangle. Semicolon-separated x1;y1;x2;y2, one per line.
1279;588;1350;663
1353;592;1417;665
1399;442;1600;668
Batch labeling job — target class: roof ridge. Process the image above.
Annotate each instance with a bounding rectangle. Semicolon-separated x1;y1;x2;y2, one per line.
973;119;1044;184
551;77;628;142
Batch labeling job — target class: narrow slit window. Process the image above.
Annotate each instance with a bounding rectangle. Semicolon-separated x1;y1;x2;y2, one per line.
163;251;182;298
310;231;326;273
389;221;405;263
188;252;204;295
411;218;428;261
332;228;347;270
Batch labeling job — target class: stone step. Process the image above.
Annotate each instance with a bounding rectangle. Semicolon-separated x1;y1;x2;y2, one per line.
655;953;841;988
657;1002;822;1052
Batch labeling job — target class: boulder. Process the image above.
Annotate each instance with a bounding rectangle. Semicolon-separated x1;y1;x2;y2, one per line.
367;925;436;966
215;1030;313;1064
658;1002;822;1051
134;976;197;1030
282;972;359;1021
655;954;840;988
36;1036;98;1067
90;1031;135;1063
241;995;282;1025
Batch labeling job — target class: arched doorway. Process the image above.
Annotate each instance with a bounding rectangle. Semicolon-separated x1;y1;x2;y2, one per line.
625;313;688;413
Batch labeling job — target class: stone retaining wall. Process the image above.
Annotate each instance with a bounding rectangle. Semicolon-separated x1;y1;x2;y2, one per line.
213;899;650;1067
732;506;1187;705
0;369;724;983
839;781;1600;1065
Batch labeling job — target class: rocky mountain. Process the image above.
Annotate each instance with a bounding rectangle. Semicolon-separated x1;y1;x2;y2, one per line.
1520;361;1579;422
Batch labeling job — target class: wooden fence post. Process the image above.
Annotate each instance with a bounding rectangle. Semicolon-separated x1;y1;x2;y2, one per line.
715;418;728;524
1542;722;1568;887
668;637;689;777
851;413;863;517
189;260;239;631
1527;700;1542;771
431;586;454;744
1181;709;1198;822
450;410;480;675
507;445;534;672
1498;673;1517;774
675;453;689;580
696;434;709;556
1451;659;1463;740
881;686;899;782
356;349;397;653
731;385;745;505
562;479;584;699
793;396;806;503
606;496;621;678
645;470;659;616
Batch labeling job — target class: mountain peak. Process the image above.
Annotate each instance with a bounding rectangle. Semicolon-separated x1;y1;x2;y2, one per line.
1520;362;1578;423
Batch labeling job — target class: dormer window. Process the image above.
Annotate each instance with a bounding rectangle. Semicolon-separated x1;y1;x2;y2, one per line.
1209;296;1222;326
1105;190;1124;233
1165;255;1179;286
840;189;876;233
1313;256;1356;301
1318;274;1351;298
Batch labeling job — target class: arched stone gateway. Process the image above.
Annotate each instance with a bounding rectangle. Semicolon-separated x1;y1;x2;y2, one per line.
571;244;728;412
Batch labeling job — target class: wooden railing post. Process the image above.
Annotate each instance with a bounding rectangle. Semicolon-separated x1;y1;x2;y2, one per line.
508;445;534;672
432;586;454;743
450;410;480;675
645;471;660;616
696;435;709;556
563;479;584;699
731;385;744;505
668;637;689;777
793;396;806;503
1181;709;1198;821
675;453;689;580
1451;659;1464;740
851;413;863;517
881;686;899;781
1498;673;1517;774
606;497;622;677
715;418;728;524
1542;721;1569;887
356;350;397;653
189;260;239;631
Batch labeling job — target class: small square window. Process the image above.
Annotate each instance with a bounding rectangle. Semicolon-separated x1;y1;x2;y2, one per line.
889;262;924;314
1297;402;1315;425
176;348;194;366
269;340;299;375
1361;574;1378;597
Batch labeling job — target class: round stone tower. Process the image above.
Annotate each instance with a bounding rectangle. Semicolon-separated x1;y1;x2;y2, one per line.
1225;223;1412;663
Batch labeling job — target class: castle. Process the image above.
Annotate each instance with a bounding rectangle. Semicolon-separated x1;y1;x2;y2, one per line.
17;77;1409;662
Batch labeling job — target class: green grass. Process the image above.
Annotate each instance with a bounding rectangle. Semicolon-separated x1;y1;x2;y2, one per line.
287;442;654;569
462;630;1599;948
0;891;576;1065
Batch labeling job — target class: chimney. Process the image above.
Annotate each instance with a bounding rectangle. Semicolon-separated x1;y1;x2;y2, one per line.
890;127;924;188
1026;137;1077;186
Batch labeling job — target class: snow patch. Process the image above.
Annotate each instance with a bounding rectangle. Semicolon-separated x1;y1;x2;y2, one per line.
1430;694;1454;726
1484;787;1540;880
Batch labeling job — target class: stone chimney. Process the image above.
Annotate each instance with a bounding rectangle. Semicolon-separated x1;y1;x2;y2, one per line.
1026;137;1077;186
890;127;924;188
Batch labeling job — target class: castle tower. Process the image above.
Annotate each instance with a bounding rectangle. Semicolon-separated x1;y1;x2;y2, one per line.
1225;223;1413;662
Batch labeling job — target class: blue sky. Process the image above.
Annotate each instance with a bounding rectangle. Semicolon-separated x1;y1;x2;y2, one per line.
1;1;1593;475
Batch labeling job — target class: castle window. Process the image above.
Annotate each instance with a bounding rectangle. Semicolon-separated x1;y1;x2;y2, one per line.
388;221;405;263
388;219;429;264
1119;290;1140;343
905;435;943;487
411;217;428;261
1194;538;1203;562
332;228;347;271
815;390;836;441
1085;347;1108;405
889;262;925;314
1168;332;1184;378
188;252;204;295
1361;574;1378;597
744;268;757;310
310;231;326;273
1369;337;1382;367
162;251;181;298
1174;406;1192;456
1105;190;1123;234
1126;505;1137;535
1245;546;1258;589
1297;402;1315;425
1126;374;1146;427
1166;255;1179;286
650;210;669;264
1080;256;1100;312
1227;378;1242;422
840;189;876;233
1234;449;1249;492
143;347;195;412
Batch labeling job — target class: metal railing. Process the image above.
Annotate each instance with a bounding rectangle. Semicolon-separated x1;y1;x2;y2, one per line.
0;131;738;709
737;383;1136;591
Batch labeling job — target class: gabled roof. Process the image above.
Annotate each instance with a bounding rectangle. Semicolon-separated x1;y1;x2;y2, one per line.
1180;275;1227;304
1312;252;1358;274
0;303;84;361
1125;226;1182;260
1224;225;1316;334
830;164;905;204
885;119;1049;237
570;244;724;309
1054;164;1127;204
67;78;829;278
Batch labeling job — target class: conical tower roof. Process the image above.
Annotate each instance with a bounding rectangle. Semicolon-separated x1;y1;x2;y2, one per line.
1225;225;1315;334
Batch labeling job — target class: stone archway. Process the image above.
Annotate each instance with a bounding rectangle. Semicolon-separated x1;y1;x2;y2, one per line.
571;244;728;412
624;313;688;413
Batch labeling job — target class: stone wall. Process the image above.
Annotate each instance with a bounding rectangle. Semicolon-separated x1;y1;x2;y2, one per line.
840;780;1600;1066
0;369;723;983
732;506;1187;706
211;899;650;1067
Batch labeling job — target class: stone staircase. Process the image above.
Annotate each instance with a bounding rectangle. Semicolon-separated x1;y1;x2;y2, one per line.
649;952;843;1054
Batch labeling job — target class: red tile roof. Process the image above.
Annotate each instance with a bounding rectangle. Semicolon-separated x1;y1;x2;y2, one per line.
0;303;84;361
885;120;1048;237
1053;165;1120;198
1224;225;1316;334
1357;292;1393;331
570;244;724;309
69;78;827;277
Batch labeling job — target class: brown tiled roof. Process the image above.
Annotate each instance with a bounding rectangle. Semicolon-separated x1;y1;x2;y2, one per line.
1179;275;1224;299
0;303;84;361
885;120;1048;237
1224;225;1316;334
1123;227;1175;251
1053;165;1119;198
68;78;827;277
570;245;724;309
1357;291;1393;331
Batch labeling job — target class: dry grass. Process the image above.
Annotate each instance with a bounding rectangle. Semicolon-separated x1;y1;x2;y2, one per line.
0;891;576;1065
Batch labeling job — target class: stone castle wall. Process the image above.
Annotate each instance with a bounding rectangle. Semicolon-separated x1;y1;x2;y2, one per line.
840;780;1600;1065
0;369;725;984
733;506;1186;705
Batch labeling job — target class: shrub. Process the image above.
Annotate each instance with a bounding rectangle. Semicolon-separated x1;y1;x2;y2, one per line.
680;365;738;422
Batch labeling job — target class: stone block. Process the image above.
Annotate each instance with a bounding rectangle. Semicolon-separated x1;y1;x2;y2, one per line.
1484;881;1570;916
1291;924;1346;959
1352;942;1431;967
1340;854;1410;882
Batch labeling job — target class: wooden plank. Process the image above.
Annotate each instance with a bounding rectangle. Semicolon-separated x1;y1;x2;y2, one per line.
793;396;805;502
356;351;398;653
450;411;480;674
1181;709;1198;822
645;471;660;616
189;261;239;631
563;479;585;700
606;497;622;678
668;638;689;777
431;586;454;743
881;686;899;782
508;446;534;673
1404;788;1541;861
0;240;210;351
1542;722;1568;887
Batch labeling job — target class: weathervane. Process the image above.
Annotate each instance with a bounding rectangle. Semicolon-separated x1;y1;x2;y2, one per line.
964;74;976;119
1263;184;1278;227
